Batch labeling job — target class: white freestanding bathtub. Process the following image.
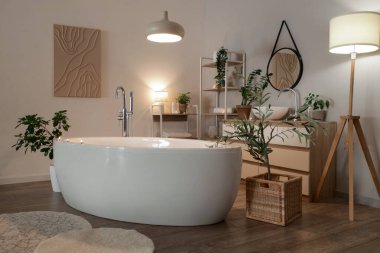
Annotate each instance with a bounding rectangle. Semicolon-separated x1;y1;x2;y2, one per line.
54;137;242;226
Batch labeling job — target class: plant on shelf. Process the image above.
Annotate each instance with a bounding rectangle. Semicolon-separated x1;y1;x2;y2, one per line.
222;83;320;225
13;110;70;160
176;92;191;114
299;93;332;121
301;93;331;110
214;47;228;88
236;69;272;119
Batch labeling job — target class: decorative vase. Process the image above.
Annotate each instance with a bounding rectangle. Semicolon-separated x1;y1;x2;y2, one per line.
50;165;61;192
246;173;302;226
236;105;252;119
178;103;188;114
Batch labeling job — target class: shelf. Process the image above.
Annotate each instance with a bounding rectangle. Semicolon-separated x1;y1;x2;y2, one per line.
152;113;197;122
201;61;244;68
203;87;240;92
199;52;246;139
152;113;197;116
202;113;238;116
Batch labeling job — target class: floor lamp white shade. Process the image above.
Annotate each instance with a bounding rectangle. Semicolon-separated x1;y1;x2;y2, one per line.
316;11;380;222
146;11;185;43
329;11;380;54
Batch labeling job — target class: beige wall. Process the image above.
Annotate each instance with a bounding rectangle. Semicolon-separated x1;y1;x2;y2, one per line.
1;0;380;207
0;0;204;183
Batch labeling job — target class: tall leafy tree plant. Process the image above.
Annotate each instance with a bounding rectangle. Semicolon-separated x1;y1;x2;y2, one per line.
224;83;318;180
13;110;70;160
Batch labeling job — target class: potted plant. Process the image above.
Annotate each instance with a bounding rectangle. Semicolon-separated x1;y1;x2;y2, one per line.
299;93;332;121
223;84;319;226
176;92;191;114
214;47;228;88
12;110;70;192
236;69;272;119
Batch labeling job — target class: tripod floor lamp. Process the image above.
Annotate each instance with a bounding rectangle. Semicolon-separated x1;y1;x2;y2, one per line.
315;12;380;221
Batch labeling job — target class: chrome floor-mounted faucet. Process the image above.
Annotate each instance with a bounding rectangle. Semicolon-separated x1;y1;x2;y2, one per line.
115;86;133;137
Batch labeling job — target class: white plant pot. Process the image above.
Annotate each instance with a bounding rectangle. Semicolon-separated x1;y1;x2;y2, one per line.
49;165;61;192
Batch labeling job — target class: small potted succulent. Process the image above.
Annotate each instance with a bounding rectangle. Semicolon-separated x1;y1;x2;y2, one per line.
176;92;191;114
299;93;332;121
214;47;228;88
236;69;272;119
12;110;70;192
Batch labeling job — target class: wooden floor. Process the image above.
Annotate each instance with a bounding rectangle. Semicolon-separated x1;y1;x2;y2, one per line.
1;181;380;252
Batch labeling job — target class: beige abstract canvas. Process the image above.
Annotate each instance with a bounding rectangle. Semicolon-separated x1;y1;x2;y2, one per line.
54;24;101;97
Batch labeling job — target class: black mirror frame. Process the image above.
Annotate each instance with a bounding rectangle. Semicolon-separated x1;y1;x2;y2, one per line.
266;47;303;91
266;21;303;91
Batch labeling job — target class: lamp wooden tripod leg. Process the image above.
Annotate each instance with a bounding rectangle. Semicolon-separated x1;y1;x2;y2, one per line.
315;116;380;221
315;54;380;221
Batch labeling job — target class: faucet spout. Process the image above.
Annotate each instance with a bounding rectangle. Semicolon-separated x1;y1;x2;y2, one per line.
279;88;299;119
115;86;126;110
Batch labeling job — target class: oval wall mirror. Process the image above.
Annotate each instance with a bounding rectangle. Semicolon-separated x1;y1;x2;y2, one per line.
266;47;303;90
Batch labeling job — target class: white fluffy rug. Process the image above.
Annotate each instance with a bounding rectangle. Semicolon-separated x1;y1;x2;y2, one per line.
34;228;155;253
0;211;91;253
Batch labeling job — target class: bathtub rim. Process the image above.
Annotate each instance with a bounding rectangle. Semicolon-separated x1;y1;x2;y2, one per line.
54;136;241;151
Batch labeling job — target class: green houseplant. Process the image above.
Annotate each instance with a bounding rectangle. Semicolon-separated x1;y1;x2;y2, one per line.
236;69;272;119
13;110;70;192
223;83;318;225
13;110;70;159
176;92;191;114
299;93;332;121
214;47;228;88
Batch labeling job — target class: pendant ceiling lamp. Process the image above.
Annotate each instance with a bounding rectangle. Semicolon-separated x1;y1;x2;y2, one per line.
146;11;185;43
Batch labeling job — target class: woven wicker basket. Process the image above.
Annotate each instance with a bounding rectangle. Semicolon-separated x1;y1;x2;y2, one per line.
246;173;302;226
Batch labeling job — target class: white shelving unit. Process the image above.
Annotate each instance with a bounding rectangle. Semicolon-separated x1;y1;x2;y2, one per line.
152;104;198;138
198;52;246;139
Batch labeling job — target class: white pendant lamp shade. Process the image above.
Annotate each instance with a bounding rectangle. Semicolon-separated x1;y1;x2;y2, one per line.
146;11;185;43
329;11;380;54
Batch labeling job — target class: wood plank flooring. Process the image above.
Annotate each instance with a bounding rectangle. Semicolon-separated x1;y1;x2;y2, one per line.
1;181;380;252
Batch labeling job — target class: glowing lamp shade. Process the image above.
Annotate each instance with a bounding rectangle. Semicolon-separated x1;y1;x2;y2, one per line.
153;91;168;103
329;12;380;54
146;11;185;43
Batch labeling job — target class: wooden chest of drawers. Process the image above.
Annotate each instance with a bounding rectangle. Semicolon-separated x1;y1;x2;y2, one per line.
223;121;337;201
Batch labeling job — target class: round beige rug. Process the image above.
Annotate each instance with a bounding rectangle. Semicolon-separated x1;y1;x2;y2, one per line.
0;211;91;253
34;227;154;253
